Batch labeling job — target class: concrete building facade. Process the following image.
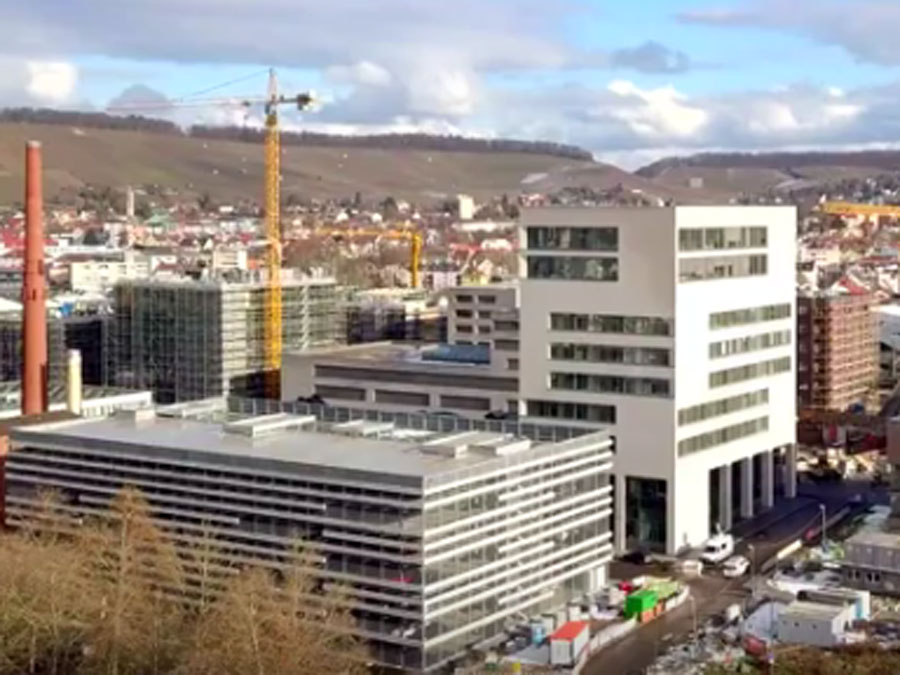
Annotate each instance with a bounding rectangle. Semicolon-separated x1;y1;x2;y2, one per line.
518;206;797;554
5;411;613;673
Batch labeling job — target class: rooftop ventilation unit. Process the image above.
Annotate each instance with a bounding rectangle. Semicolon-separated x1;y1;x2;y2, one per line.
114;407;157;423
223;413;315;438
331;420;396;438
421;431;528;459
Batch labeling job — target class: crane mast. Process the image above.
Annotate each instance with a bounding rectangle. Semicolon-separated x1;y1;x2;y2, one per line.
264;69;282;397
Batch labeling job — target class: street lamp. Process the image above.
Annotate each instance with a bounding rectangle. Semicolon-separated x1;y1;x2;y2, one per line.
687;594;697;658
819;504;827;553
748;544;757;598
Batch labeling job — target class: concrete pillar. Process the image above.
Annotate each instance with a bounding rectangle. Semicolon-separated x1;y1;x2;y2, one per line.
740;457;754;519
614;473;627;553
761;451;775;509
718;464;733;531
784;444;797;499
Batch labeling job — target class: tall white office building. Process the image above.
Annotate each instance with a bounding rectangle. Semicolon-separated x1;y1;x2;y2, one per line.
519;207;797;554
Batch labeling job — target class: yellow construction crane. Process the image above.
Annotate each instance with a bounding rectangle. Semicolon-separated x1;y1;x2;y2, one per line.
319;227;423;288
821;201;900;218
108;69;315;397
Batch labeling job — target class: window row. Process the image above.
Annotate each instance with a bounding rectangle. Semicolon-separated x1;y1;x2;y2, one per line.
709;303;792;330
527;400;617;424
678;226;767;252
550;342;671;367
709;330;792;359
678;416;770;457
550;372;671;398
678;388;769;426
709;356;792;388
679;254;767;283
527;226;618;252
527;256;619;282
550;313;673;337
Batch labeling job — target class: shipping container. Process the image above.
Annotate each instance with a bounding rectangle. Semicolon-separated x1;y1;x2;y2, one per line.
624;589;658;618
550;621;590;666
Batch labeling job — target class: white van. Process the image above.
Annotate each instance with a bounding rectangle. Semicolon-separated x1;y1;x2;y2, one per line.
700;532;735;564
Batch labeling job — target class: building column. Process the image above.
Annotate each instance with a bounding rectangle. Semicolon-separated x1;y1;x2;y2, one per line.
614;474;627;553
718;464;733;531
740;457;754;520
761;451;775;509
784;444;797;499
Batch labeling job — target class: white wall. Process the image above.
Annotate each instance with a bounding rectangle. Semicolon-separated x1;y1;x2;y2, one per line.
519;208;677;549
518;206;797;554
672;206;797;550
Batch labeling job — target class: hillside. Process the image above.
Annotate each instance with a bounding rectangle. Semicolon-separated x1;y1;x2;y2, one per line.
0;115;730;207
638;151;900;197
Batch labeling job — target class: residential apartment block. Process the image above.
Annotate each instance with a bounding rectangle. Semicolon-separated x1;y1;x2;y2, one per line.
518;206;797;554
5;411;613;672
797;290;877;412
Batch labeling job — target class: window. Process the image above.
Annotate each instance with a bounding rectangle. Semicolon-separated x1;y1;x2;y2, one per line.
440;394;490;411
494;339;519;351
550;313;672;336
528;256;619;282
550;343;671;367
478;295;496;304
527;226;619;251
375;389;430;406
494;320;519;332
678;389;769;426
678;416;769;457
477;310;492;319
626;477;667;550
456;309;473;319
455;294;473;304
527;400;616;423
477;324;492;334
507;358;519;371
709;330;792;359
679;254;767;282
679;226;767;251
550;372;671;398
710;303;791;330
709;356;791;388
314;385;365;401
457;325;473;334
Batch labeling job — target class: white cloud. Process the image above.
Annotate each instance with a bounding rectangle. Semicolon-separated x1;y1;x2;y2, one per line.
606;80;709;138
678;1;900;65
26;61;78;101
325;61;392;88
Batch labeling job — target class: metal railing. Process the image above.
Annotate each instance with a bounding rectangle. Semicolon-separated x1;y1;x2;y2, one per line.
228;397;594;443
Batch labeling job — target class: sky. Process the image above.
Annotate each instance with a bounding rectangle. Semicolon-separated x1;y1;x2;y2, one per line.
5;0;900;168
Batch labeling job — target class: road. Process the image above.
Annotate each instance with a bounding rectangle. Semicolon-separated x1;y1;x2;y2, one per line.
583;482;883;674
581;574;746;675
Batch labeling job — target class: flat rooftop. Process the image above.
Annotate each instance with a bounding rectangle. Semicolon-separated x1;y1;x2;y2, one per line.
290;342;497;372
11;411;611;491
846;531;900;549
780;601;846;622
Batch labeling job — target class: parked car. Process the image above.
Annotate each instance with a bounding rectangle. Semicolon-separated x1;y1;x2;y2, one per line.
620;549;651;565
700;533;735;564
722;555;750;578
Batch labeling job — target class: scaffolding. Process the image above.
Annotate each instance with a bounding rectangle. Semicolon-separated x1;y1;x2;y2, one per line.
108;271;344;403
798;293;878;412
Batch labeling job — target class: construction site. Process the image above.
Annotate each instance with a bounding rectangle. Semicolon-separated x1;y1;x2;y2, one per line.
107;271;344;403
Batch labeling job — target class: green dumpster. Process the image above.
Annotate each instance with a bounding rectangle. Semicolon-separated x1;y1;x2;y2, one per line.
624;589;658;619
